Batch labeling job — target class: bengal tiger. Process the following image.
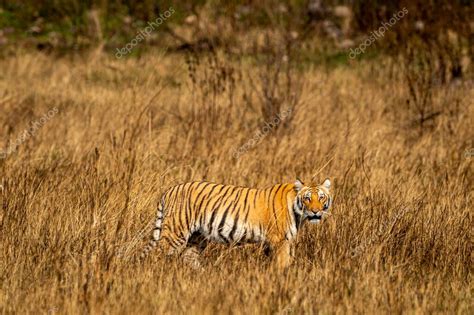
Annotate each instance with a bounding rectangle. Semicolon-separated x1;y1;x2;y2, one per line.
140;178;332;269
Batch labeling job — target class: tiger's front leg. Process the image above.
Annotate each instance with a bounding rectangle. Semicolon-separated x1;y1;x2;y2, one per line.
271;240;293;270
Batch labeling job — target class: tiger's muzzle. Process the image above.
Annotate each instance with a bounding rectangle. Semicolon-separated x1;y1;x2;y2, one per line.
307;199;331;224
306;212;323;223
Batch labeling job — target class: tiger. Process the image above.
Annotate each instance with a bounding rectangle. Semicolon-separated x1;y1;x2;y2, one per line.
140;178;332;269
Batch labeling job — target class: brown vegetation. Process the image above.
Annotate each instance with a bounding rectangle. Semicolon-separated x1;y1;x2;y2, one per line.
0;48;472;314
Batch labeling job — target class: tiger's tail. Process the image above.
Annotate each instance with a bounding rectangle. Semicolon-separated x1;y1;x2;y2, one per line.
139;200;165;262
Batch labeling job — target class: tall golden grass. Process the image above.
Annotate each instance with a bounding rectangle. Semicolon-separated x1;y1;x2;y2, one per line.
0;50;472;314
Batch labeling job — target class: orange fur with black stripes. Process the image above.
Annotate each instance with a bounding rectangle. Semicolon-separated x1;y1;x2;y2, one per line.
140;178;332;269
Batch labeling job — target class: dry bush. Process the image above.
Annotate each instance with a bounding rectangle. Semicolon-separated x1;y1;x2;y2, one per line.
0;50;472;314
381;40;469;143
399;46;438;137
246;32;303;130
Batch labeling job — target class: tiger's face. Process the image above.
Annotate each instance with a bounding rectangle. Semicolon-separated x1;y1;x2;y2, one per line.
294;178;332;224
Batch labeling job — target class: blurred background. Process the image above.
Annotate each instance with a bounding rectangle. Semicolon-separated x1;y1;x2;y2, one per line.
0;0;472;78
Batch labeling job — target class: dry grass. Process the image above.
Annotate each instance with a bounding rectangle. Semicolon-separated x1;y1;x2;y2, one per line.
0;50;472;314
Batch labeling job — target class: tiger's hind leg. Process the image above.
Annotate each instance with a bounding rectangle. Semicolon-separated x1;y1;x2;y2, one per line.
182;247;204;270
158;228;188;257
182;232;208;270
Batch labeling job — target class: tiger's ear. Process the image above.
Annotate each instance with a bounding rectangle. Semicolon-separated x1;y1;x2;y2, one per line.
294;178;305;192
322;178;331;190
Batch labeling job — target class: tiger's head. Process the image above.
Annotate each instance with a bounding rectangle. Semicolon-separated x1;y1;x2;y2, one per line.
294;178;332;224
